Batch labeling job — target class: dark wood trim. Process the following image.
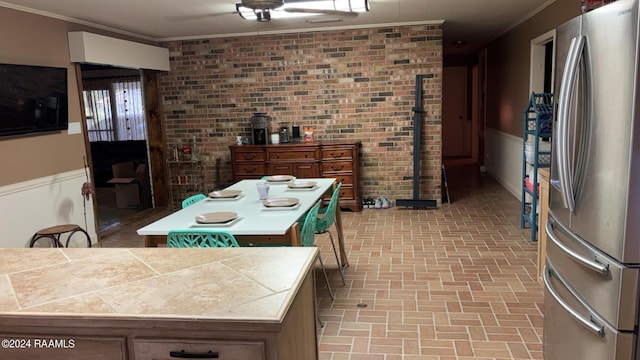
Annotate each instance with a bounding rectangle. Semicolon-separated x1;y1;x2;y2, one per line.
73;63;101;242
141;70;169;208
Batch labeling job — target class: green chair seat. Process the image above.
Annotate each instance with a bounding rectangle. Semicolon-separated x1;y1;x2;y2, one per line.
314;183;346;285
167;229;240;248
182;193;206;208
300;200;335;302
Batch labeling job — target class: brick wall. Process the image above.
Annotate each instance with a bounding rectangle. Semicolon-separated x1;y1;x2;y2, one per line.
160;23;442;206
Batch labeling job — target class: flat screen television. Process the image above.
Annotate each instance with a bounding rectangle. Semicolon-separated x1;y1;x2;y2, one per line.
0;63;68;137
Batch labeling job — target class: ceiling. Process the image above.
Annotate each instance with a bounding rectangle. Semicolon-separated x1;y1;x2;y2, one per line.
0;0;554;53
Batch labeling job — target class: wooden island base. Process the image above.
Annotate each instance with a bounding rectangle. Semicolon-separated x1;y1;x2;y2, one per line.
0;247;320;360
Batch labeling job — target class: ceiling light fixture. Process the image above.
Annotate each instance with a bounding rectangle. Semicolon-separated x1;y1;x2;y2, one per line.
256;8;272;22
236;0;370;21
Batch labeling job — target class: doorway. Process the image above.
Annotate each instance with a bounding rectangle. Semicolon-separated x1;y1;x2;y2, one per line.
530;30;555;94
443;66;471;159
79;64;152;235
442;55;481;168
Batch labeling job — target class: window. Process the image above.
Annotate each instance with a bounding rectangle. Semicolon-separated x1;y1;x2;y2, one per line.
83;78;146;142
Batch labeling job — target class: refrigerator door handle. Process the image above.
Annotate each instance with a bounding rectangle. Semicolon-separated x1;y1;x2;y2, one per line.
543;264;606;337
546;220;610;275
556;36;585;213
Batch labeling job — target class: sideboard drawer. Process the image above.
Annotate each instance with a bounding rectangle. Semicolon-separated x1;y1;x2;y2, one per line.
267;149;318;161
337;186;354;199
233;151;265;162
324;174;353;186
134;338;265;360
234;164;266;176
323;185;354;201
322;161;353;173
322;148;353;160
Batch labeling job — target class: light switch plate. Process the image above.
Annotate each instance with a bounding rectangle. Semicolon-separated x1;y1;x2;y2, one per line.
68;122;81;135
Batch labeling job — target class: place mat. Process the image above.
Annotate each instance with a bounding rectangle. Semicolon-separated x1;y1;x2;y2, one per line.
287;180;317;189
191;217;242;228
195;211;238;224
207;192;245;201
262;197;300;211
262;197;299;207
261;203;301;211
266;175;295;183
208;190;242;198
286;186;318;192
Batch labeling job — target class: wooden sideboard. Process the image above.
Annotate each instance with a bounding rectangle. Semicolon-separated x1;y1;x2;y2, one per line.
230;141;361;211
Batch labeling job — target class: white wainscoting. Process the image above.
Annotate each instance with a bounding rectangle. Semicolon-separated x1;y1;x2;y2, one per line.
484;127;524;199
0;169;97;248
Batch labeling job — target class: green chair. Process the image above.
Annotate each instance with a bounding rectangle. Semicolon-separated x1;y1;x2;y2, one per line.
182;193;206;208
301;200;335;301
167;229;240;248
315;183;346;285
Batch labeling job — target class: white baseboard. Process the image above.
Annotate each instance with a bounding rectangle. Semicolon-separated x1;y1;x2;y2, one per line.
484;128;523;199
0;169;98;247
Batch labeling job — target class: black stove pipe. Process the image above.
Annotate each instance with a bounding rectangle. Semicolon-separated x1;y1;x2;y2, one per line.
395;74;437;209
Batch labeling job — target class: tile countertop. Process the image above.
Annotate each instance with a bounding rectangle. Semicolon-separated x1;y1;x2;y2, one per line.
0;247;318;322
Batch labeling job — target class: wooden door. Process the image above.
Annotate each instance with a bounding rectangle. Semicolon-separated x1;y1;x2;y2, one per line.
442;66;471;158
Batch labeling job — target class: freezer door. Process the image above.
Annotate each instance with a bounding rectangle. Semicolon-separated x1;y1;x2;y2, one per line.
569;0;640;264
543;260;635;360
550;14;581;228
546;214;639;331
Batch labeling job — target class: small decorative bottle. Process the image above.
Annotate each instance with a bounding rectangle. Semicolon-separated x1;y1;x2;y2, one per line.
173;144;180;161
191;135;198;161
182;140;192;161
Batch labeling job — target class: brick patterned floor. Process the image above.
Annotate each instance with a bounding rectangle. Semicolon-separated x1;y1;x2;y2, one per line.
101;166;543;359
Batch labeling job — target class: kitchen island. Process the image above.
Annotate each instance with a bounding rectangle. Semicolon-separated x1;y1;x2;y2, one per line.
0;247;319;360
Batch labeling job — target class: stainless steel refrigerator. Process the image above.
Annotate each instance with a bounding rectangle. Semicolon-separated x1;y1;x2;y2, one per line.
544;0;640;358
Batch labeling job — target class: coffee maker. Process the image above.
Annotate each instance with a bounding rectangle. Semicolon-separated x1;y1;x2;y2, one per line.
278;122;290;143
251;113;270;145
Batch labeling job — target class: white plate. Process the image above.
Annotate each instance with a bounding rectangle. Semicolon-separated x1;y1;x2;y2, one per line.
208;190;242;198
262;197;300;211
195;211;238;224
261;203;301;211
266;175;295;183
288;181;317;189
286;185;318;192
262;197;299;207
191;217;242;228
207;193;245;201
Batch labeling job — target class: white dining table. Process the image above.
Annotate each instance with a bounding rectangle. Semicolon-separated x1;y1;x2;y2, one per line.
137;178;338;248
